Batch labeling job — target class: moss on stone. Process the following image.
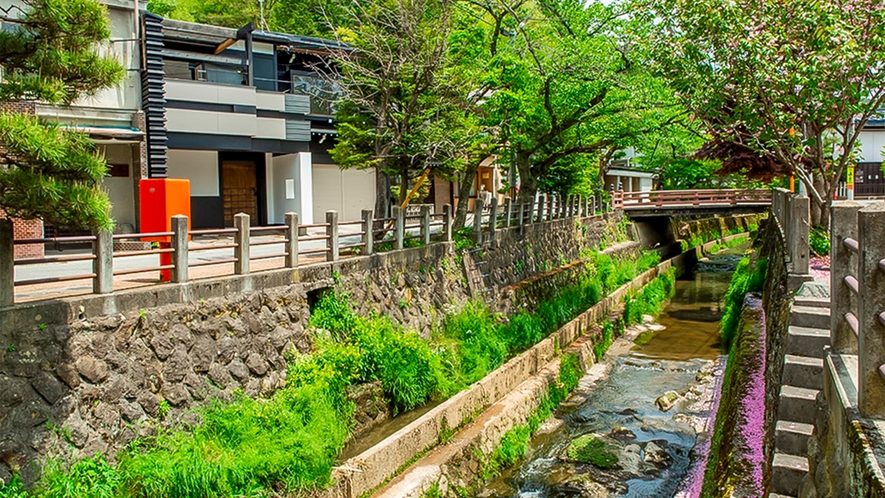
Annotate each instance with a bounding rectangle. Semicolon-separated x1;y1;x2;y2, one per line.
566;435;618;468
633;331;655;347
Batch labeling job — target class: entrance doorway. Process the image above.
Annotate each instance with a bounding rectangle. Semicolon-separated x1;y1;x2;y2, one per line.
222;160;259;226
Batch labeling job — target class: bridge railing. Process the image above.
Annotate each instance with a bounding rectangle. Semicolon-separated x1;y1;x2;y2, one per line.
621;188;772;207
771;188;810;275
829;201;885;418
0;192;620;306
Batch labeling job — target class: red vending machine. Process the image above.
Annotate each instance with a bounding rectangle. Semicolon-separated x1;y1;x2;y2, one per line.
139;179;191;281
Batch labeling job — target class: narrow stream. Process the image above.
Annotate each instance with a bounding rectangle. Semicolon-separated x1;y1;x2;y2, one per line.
478;247;746;497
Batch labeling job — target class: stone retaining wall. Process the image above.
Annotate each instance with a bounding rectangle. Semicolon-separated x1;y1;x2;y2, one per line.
0;211;755;485
0;213;625;484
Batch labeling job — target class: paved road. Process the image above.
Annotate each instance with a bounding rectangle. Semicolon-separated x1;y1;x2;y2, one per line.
12;224;442;302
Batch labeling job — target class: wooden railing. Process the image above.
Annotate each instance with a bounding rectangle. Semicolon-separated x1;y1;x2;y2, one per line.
621;188;772;208
829;201;885;418
0;192;617;306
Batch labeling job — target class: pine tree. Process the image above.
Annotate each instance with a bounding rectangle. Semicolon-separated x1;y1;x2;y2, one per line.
0;0;124;230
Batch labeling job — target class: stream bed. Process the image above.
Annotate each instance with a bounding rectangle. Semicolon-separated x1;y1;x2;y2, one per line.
477;248;745;497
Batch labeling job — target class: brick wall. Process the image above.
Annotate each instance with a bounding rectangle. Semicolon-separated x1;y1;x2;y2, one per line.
0;102;44;258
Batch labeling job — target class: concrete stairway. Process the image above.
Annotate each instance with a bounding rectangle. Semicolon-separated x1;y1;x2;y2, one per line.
770;296;830;497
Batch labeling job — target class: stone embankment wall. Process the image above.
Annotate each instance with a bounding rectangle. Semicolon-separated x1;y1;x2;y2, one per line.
753;216;793;493
701;295;768;496
0;212;625;483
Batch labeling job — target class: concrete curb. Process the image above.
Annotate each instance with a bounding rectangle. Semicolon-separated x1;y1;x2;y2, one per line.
318;254;684;498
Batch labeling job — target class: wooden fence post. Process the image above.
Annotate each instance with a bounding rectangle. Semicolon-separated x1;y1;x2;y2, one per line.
171;215;188;283
443;204;452;242
420;205;431;245
93;229;114;293
489;197;499;243
361;210;373;255
473;198;485;245
393;206;404;250
537;194;546;223
504;197;513;227
285;212;299;267
234;213;250;275
790;195;810;275
0;219;13;306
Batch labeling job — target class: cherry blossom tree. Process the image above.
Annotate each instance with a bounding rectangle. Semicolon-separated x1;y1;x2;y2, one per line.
644;0;885;222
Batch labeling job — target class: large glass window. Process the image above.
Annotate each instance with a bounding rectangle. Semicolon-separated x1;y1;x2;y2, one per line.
291;73;340;115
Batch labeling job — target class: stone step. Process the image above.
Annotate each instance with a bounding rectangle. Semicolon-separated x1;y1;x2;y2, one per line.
775;420;815;455
790;305;831;329
778;385;819;425
771;452;809;496
787;326;830;358
793;295;830;309
783;354;824;390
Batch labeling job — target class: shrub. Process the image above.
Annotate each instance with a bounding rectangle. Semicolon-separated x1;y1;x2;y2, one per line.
810;225;830;257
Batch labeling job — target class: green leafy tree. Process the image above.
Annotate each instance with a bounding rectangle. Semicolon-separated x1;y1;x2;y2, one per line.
329;0;458;217
0;0;124;230
645;0;885;223
473;0;679;204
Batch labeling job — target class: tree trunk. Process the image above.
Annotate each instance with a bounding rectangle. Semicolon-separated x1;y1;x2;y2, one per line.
515;151;537;204
453;161;479;231
398;163;410;205
375;166;388;219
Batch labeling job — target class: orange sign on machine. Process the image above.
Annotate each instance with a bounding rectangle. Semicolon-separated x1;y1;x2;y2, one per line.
139;179;191;281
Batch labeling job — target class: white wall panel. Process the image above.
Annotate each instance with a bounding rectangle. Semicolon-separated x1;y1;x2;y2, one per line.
167;150;219;196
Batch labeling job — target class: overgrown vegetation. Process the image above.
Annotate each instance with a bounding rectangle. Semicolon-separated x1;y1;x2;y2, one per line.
19;249;665;497
484;353;584;479
719;256;767;347
623;267;676;326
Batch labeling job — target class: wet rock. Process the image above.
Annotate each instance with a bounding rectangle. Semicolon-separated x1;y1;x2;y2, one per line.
566;435;618;469
641;314;654;324
555;473;612;497
643;441;670;466
655;391;681;412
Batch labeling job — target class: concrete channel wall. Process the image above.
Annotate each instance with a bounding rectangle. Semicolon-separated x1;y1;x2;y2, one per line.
0;210;759;485
322;243;729;498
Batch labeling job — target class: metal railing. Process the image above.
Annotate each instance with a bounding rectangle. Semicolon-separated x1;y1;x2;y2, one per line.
829;201;885;418
621;188;772;208
2;192;621;305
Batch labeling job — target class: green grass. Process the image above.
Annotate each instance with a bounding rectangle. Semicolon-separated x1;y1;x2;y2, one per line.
719;256;767;347
623;267;676;326
0;475;27;498
708;235;750;254
484;353;584;479
26;249;666;498
810;225;830;257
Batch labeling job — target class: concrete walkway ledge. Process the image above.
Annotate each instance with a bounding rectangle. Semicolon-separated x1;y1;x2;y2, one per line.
319;256;681;498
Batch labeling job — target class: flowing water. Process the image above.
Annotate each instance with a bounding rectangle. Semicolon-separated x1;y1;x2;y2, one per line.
478;247;746;498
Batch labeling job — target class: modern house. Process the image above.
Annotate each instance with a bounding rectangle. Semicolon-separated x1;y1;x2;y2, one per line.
854;117;885;198
142;15;375;228
603;147;655;193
